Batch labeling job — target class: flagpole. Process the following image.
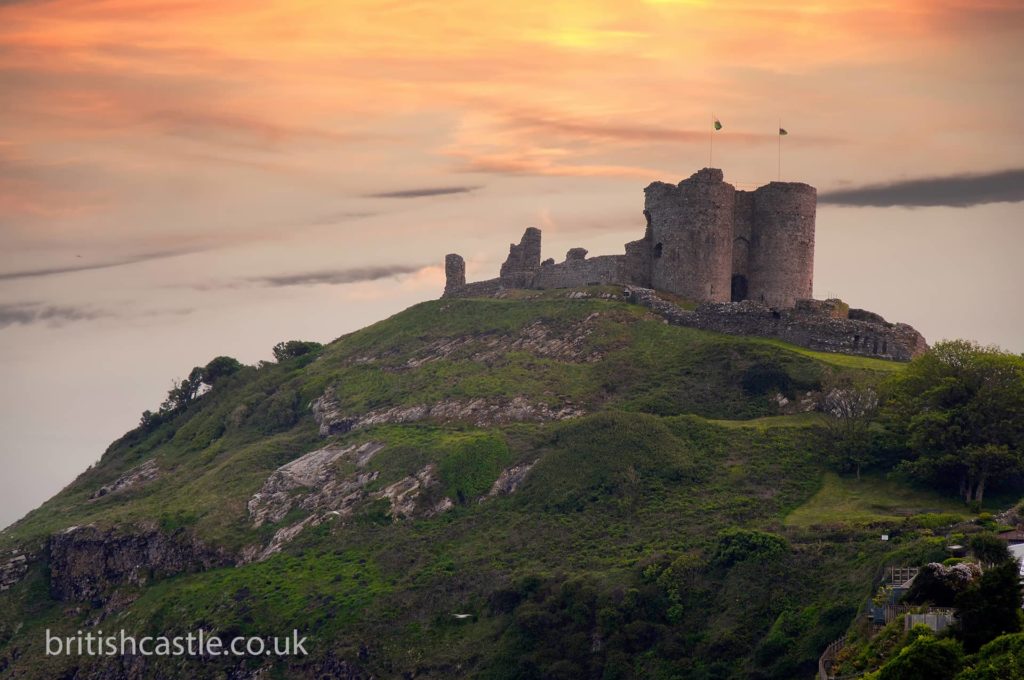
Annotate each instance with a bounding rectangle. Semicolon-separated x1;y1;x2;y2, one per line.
709;113;713;167
777;118;781;181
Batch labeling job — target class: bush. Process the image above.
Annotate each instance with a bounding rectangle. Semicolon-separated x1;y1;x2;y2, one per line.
273;340;323;362
203;356;243;384
741;360;791;396
876;634;963;680
969;533;1012;566
711;528;788;568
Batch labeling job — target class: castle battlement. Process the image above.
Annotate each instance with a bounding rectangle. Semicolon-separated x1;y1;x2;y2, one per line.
441;168;926;361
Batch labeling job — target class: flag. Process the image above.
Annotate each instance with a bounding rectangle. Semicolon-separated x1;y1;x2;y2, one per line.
714;118;722;130
779;127;788;135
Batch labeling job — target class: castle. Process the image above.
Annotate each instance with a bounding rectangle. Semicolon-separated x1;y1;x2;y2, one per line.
442;168;927;361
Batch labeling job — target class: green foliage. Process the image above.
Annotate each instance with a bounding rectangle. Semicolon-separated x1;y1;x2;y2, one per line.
956;560;1024;652
202;355;243;384
438;432;512;504
711;528;788;568
874;633;964;680
2;296;982;679
956;632;1024;679
272;340;323;362
970;533;1012;566
885;340;1024;503
740;359;792;396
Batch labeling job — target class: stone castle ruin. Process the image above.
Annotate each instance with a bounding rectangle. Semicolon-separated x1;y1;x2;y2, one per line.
442;168;927;361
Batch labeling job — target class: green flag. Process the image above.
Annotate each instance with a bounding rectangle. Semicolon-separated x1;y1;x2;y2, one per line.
714;118;722;131
779;127;788;135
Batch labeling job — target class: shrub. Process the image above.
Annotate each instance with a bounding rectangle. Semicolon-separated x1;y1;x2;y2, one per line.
273;340;323;362
711;528;788;568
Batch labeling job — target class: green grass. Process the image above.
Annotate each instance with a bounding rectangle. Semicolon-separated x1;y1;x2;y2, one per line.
753;338;906;372
784;472;971;528
0;295;938;679
704;413;828;430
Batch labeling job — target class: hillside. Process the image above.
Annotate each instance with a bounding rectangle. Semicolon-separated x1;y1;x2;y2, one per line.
0;289;972;679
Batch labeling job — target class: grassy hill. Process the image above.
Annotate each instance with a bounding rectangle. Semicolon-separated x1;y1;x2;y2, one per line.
0;290;975;679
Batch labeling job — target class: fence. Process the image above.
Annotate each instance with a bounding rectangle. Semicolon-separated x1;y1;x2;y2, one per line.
818;635;846;680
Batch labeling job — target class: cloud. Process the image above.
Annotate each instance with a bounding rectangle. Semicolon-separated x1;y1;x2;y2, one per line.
364;186;481;199
0;248;201;282
0;302;109;329
247;264;428;288
819;168;1024;208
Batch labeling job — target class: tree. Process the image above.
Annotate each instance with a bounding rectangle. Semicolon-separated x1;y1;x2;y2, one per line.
884;340;1024;504
272;340;323;363
955;560;1024;652
160;366;205;412
821;377;880;480
202;356;242;384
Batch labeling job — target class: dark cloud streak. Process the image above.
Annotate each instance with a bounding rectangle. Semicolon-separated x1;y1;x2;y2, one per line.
819;168;1024;208
246;264;427;288
0;302;109;329
0;248;202;282
364;186;480;199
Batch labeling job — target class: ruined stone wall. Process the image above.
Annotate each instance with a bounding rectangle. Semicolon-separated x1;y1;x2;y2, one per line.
626;287;927;361
499;227;542;288
444;278;504;298
443;168;817;306
531;254;625;289
645;168;735;303
622;227;653;286
747;182;816;308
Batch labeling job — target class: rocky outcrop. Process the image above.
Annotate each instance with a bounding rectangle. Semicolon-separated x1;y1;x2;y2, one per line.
90;459;160;500
346;312;620;370
243;443;453;562
312;394;584;436
47;524;232;602
0;550;29;591
375;464;450;519
247;442;385;527
484;461;536;498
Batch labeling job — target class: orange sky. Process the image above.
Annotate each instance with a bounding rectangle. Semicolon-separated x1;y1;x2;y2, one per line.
0;0;1022;526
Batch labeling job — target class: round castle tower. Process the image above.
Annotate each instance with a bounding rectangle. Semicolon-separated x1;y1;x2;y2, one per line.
746;182;816;308
644;168;735;303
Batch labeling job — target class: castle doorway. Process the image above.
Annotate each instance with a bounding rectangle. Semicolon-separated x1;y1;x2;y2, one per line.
731;274;748;302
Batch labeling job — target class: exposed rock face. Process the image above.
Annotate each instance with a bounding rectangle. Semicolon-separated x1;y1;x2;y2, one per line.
312;394;585;436
485;461;536;498
376;464;450;519
393;313;616;368
47;524;232;602
0;550;29;591
90;459;160;500
243;443;454;562
247;442;385;527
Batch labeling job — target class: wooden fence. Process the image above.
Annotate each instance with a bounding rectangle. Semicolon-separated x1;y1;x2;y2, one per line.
818;635;846;680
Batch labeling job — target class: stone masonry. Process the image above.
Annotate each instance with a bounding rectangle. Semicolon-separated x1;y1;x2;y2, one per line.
441;168;927;361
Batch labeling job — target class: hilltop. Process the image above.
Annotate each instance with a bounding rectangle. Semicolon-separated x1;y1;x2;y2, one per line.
0;289;1000;679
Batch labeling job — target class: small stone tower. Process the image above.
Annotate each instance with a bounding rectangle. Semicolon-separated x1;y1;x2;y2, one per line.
444;254;466;296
